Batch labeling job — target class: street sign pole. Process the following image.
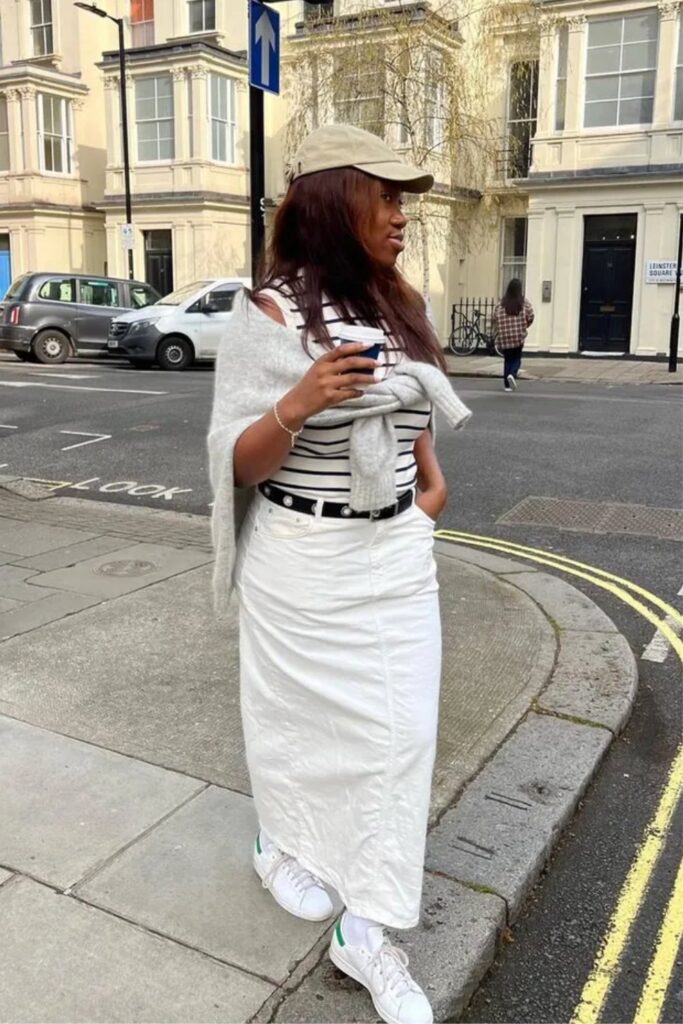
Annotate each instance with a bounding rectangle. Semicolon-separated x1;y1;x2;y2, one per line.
249;83;265;283
668;213;682;373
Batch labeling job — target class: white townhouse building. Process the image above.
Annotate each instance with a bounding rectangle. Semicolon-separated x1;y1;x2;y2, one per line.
524;0;682;356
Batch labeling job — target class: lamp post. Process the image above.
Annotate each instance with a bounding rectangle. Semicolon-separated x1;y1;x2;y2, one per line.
75;2;134;281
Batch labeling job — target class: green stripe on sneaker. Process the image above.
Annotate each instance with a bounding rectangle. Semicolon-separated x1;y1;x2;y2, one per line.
335;920;346;947
256;832;262;855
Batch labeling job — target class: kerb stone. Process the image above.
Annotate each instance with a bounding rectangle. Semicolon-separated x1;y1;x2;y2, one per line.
426;713;611;921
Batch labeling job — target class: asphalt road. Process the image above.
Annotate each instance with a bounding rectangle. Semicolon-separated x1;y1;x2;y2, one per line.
1;351;682;1022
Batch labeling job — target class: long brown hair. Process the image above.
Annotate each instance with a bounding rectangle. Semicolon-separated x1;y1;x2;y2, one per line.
501;278;524;316
253;167;446;370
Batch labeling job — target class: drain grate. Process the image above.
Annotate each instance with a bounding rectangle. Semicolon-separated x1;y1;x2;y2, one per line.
498;496;683;541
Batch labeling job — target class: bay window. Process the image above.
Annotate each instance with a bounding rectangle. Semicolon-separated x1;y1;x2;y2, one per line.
135;75;174;161
210;74;237;163
38;93;72;174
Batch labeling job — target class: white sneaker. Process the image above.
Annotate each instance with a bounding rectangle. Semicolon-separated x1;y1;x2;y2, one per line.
329;918;433;1024
506;374;517;391
253;833;334;922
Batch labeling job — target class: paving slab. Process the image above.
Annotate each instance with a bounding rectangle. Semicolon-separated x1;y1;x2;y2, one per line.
0;597;21;613
0;877;273;1024
0;591;101;641
426;713;612;921
0;565;249;792
538;630;638;733
0;868;13;885
0;564;61;603
0;716;204;888
0;518;97;557
501;569;618;633
0;550;16;566
17;535;133;572
30;542;212;598
271;873;505;1023
79;785;340;985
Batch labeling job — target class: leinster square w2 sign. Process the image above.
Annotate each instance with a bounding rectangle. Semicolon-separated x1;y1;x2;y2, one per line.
249;1;280;95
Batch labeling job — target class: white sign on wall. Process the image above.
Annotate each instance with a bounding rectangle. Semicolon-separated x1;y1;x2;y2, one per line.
645;260;678;284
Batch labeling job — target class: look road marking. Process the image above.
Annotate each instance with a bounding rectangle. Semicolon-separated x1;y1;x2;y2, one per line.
434;529;683;1024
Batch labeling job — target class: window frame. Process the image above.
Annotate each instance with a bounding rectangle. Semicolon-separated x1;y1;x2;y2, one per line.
332;54;385;138
0;95;9;173
505;60;538;180
674;14;683;122
30;0;54;58
424;50;447;155
188;0;216;34
130;0;155;48
499;217;528;296
135;74;175;163
209;73;237;164
583;10;659;130
37;92;72;175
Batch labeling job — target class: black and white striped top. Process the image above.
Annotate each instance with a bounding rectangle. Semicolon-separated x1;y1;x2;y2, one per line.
261;283;431;502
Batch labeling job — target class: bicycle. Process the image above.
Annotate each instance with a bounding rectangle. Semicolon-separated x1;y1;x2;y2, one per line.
449;308;504;357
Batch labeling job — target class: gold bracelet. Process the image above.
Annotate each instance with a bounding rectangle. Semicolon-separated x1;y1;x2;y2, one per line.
273;401;303;448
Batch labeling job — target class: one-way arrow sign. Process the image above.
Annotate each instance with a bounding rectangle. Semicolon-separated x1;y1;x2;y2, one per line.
249;0;280;95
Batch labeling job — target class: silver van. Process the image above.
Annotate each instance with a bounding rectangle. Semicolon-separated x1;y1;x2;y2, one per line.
0;272;160;364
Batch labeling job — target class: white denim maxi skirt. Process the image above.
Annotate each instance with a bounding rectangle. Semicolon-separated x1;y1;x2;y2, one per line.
234;492;441;929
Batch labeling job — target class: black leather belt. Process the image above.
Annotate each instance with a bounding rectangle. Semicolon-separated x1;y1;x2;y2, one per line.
258;482;413;521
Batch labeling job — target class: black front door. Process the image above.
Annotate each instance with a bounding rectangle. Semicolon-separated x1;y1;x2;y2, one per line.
579;215;637;354
143;230;174;298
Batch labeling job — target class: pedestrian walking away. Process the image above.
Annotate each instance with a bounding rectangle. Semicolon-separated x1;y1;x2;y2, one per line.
492;278;535;392
207;123;471;1024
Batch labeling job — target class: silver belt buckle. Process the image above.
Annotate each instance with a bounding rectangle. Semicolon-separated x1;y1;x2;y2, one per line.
369;508;381;521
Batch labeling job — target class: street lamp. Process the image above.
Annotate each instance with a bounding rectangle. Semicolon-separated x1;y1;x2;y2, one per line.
75;2;134;280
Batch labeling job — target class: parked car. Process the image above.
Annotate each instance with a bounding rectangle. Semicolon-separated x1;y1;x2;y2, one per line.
107;277;250;370
0;272;160;364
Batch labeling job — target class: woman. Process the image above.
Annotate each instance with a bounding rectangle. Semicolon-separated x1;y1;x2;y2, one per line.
492;278;535;392
208;124;471;1024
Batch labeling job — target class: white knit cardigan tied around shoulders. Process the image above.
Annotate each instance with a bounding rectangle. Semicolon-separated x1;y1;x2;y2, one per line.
207;291;472;615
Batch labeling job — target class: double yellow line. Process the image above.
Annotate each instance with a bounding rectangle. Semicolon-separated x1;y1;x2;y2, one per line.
434;529;683;1024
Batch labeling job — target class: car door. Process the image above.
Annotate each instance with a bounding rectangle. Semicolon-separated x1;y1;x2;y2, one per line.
198;285;239;358
74;278;128;354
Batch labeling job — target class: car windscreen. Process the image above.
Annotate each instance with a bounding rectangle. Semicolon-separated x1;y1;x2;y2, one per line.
155;281;213;306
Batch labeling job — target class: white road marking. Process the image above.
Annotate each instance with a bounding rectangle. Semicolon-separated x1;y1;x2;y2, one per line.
0;424;18;429
67;477;192;501
29;372;99;380
678;584;683;597
642;614;683;663
0;381;166;395
59;430;112;451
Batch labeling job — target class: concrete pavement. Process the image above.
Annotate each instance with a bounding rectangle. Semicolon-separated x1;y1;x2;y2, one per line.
0;478;637;1022
445;353;681;386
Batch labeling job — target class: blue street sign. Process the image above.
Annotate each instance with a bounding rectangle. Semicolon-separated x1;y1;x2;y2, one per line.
249;0;280;95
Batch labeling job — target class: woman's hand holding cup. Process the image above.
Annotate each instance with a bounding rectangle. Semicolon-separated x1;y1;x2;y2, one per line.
277;342;378;429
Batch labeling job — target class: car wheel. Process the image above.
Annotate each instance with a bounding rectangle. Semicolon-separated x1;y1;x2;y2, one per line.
128;357;154;369
32;329;70;364
14;351;36;362
157;335;193;371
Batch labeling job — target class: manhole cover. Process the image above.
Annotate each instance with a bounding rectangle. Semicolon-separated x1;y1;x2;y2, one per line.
95;559;157;578
498;496;683;541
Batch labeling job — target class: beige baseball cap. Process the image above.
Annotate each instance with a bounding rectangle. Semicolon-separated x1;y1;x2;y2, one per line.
288;124;434;193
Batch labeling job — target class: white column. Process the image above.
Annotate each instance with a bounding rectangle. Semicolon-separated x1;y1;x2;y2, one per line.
70;97;84;179
653;2;682;126
5;90;24;173
18;86;39;173
104;75;122;166
536;17;557;137
564;15;586;133
190;68;209;162
172;66;189;162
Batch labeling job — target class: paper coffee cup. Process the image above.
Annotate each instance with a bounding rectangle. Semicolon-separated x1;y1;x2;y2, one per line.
338;324;384;375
